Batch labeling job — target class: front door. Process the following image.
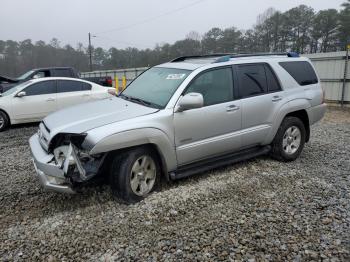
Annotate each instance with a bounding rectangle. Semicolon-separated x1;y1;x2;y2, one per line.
12;80;57;122
174;67;242;165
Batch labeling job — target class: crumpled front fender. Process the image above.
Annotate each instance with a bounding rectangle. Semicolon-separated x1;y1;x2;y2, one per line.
89;128;177;172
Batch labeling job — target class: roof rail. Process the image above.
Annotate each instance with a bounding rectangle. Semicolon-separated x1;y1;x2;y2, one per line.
170;53;235;62
228;52;299;59
212;52;299;63
171;52;300;63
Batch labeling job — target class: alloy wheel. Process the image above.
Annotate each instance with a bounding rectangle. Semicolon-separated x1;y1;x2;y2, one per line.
130;155;156;196
282;126;301;155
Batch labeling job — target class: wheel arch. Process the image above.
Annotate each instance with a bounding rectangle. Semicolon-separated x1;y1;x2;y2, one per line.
285;109;310;142
89;128;177;179
265;99;311;144
0;108;11;125
101;143;170;181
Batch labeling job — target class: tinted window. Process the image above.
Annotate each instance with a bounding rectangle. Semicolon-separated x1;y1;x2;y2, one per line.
237;64;267;98
53;69;72;77
265;65;281;92
279;61;318;86
185;67;233;106
24;81;56;96
57;80;85;93
81;82;92;91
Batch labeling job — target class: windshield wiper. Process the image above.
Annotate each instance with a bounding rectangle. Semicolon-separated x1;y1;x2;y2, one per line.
118;93;130;101
119;94;161;109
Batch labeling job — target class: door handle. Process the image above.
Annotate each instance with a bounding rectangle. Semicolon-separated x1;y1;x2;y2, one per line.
272;96;282;102
46;98;55;102
226;105;240;112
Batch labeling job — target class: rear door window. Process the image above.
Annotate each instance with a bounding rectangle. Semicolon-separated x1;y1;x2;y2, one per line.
23;80;56;96
57;80;84;93
264;65;282;92
279;61;318;86
237;64;267;98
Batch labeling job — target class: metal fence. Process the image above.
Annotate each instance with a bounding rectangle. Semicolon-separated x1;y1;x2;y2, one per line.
81;51;350;103
81;67;149;90
304;51;349;103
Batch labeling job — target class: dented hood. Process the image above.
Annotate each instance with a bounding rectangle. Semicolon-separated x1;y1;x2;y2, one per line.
43;97;159;136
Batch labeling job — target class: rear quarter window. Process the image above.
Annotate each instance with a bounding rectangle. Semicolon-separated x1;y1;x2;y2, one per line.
279;61;318;86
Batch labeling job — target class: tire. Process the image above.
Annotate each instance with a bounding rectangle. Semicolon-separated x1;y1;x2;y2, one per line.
109;146;161;203
271;116;306;162
0;111;9;132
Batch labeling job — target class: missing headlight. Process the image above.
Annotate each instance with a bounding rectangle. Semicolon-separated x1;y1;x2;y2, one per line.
49;133;87;153
53;141;106;183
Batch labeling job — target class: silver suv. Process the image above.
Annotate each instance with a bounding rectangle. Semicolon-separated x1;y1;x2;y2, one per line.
29;53;326;203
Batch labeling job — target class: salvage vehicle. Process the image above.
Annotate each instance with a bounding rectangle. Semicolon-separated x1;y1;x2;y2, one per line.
0;77;113;131
29;52;326;203
0;67;113;93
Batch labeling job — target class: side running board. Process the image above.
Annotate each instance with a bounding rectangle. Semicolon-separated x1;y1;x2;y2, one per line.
170;145;271;180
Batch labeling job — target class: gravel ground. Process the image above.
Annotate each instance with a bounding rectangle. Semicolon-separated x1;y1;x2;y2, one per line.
0;107;349;261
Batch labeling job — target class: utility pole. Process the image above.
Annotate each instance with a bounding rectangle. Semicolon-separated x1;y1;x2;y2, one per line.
88;32;93;72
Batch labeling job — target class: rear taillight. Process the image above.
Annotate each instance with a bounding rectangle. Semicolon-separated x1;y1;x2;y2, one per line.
106;78;112;86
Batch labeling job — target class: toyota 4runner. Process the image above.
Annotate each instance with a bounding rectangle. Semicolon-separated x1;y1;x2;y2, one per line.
29;52;326;203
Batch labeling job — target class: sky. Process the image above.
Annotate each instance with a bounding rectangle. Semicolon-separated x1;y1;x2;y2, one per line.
0;0;346;50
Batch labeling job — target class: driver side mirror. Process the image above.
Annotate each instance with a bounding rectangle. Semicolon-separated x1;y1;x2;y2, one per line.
176;92;204;112
16;91;26;98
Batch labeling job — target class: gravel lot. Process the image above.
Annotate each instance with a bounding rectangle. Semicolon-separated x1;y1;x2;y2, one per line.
0;107;349;261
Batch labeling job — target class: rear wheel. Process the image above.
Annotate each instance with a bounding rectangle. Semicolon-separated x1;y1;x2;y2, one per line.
271;116;306;161
109;146;160;203
0;111;9;132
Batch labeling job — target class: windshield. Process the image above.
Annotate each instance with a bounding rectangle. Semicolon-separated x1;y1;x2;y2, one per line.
121;67;191;108
1;81;32;96
17;70;35;80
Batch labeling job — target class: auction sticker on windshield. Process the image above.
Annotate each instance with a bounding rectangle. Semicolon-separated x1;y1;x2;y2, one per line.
166;74;186;80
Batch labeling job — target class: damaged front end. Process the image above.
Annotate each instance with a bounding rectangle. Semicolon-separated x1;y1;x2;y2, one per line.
30;131;105;193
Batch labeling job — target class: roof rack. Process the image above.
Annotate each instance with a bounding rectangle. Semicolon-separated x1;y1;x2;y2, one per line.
170;52;299;63
228;52;299;59
170;53;235;63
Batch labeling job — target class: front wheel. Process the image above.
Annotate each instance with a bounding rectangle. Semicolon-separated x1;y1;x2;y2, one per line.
271;116;306;161
109;146;161;203
0;111;9;132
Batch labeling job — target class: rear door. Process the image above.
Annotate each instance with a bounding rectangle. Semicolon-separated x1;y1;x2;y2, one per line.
56;79;91;110
174;67;242;165
12;80;57;121
235;63;285;148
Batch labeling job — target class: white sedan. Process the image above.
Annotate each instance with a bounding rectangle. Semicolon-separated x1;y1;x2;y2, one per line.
0;77;114;131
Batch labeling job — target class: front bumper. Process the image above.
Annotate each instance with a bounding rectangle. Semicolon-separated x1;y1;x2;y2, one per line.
29;134;75;194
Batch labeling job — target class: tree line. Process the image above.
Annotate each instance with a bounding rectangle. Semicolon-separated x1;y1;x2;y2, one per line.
0;1;349;77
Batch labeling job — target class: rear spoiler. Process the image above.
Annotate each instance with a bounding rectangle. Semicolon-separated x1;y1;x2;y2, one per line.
0;75;18;84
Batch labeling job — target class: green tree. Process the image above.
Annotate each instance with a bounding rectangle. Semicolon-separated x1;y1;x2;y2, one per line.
338;0;350;49
283;5;315;53
218;27;242;53
201;28;224;53
311;9;339;52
